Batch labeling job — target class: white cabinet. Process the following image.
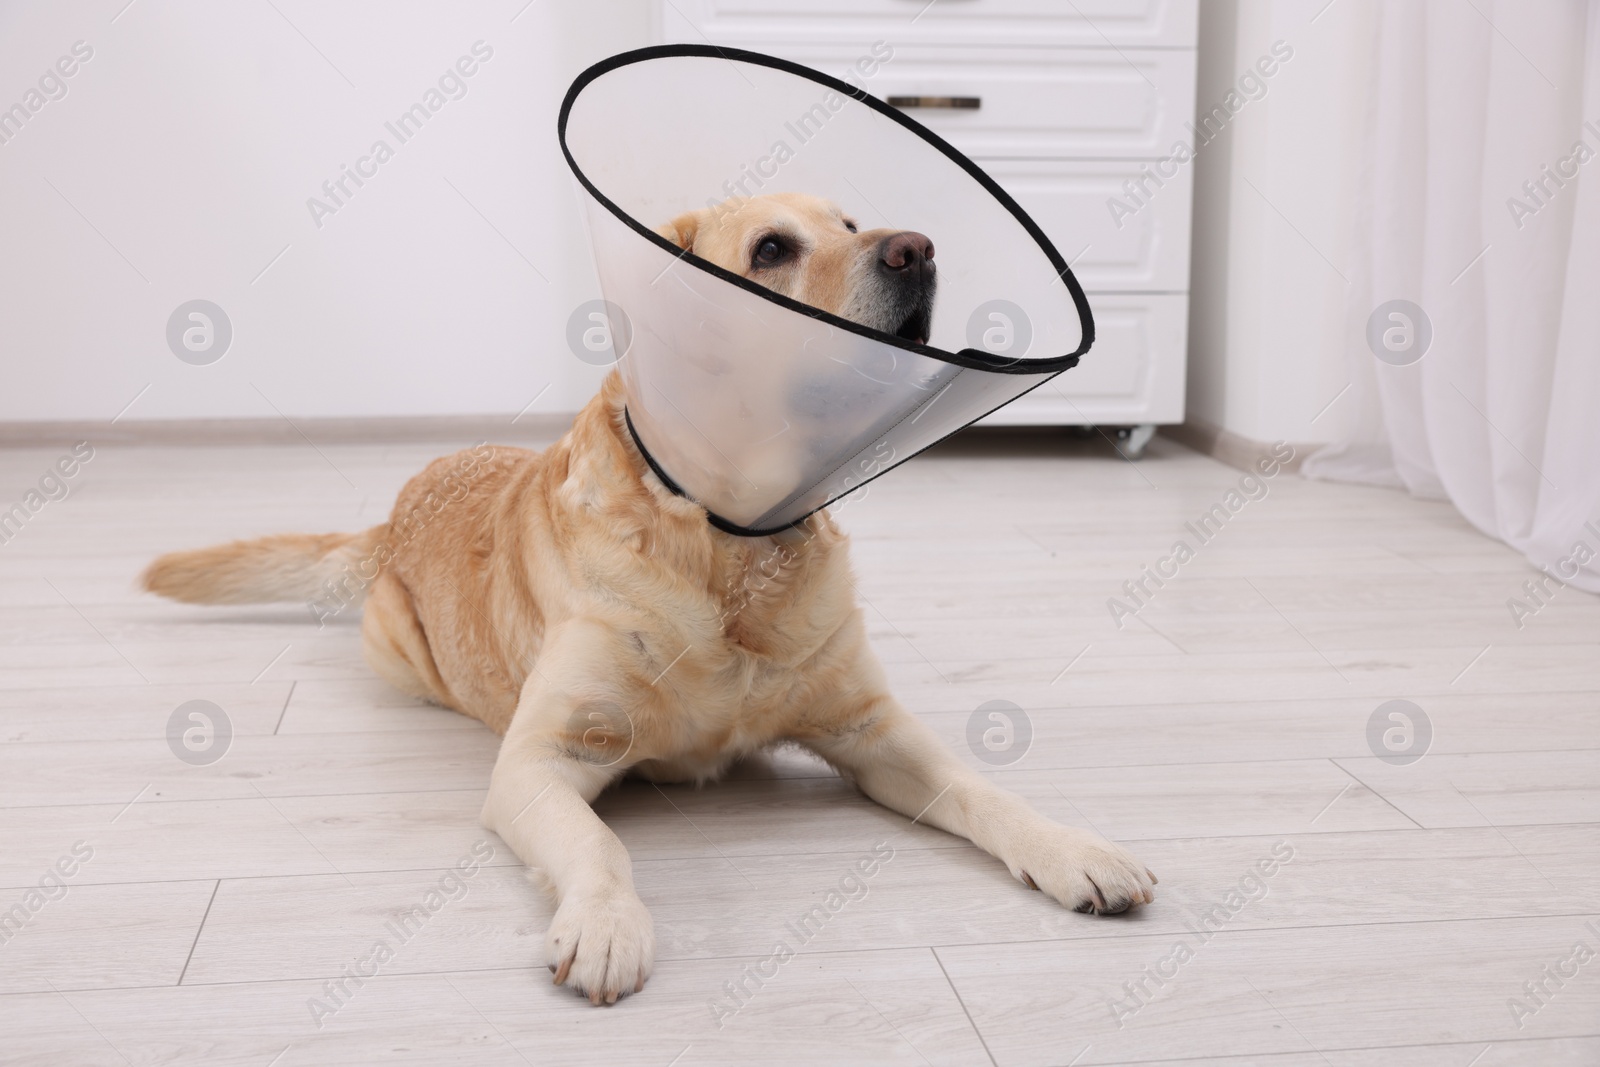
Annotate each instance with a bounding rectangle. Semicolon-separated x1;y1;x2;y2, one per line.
655;2;1198;430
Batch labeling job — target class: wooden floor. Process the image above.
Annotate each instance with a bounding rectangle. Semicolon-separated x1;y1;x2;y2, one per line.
1;426;1596;1066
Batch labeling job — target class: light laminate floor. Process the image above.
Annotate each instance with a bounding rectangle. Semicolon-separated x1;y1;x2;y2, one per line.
1;427;1597;1066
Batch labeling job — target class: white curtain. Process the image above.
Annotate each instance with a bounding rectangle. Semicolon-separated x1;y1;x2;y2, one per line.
1302;0;1600;593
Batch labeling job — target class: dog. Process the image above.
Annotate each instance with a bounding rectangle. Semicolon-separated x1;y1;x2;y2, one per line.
142;192;1156;1005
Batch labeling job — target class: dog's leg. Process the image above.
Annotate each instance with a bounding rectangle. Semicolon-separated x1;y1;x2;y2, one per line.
806;696;1156;915
480;622;654;1005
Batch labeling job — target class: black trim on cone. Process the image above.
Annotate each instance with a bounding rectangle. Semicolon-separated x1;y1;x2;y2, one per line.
622;407;785;537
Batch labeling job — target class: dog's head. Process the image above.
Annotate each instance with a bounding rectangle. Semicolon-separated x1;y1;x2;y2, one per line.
656;192;936;345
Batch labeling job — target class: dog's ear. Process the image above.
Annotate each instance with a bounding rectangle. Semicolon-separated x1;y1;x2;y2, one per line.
655;210;701;253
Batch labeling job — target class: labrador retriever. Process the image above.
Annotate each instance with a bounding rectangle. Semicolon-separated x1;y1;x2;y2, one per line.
142;192;1156;1005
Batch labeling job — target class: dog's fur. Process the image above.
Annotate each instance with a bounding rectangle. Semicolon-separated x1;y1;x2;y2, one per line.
143;193;1154;1005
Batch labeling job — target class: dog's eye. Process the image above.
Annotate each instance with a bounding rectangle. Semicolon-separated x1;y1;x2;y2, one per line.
753;237;788;266
843;219;858;233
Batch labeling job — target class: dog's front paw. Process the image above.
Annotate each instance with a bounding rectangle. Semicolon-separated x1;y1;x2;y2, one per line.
546;889;655;1004
1005;825;1157;916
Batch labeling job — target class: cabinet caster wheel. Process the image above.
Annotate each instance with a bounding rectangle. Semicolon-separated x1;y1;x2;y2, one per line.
1114;423;1157;460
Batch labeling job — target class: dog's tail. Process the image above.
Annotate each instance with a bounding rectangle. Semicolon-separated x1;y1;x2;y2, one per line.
140;526;389;606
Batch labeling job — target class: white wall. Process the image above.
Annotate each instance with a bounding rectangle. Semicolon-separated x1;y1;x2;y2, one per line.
1186;0;1364;446
0;0;651;423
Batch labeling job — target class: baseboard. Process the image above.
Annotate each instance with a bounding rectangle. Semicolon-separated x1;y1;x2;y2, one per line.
4;413;1316;473
1160;418;1312;474
0;413;578;448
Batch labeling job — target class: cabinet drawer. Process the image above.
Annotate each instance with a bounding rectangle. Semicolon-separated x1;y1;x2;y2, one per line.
979;293;1187;424
718;44;1197;160
979;159;1193;291
661;0;1198;49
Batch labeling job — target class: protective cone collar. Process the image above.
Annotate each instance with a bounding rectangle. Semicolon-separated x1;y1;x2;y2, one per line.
560;45;1094;536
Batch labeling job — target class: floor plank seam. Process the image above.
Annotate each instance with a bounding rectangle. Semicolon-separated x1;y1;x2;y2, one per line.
928;946;1000;1067
1077;1031;1600;1066
271;680;296;736
15;909;1599;998
173;879;221;987
1325;757;1427;830
0;786;497;810
1;819;1596;896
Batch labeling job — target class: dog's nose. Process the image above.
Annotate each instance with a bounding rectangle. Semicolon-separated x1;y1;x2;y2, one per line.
878;231;935;274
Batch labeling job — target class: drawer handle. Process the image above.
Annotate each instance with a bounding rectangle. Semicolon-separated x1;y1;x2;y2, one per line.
887;95;981;110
